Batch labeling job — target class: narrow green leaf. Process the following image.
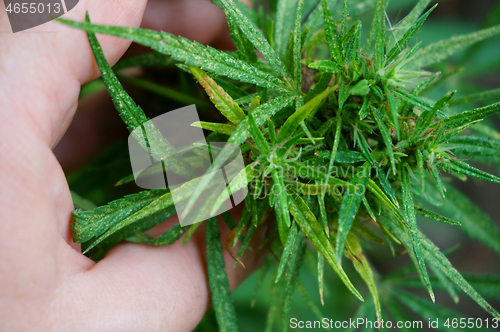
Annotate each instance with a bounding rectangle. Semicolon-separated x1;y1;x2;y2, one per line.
308;59;342;73
248;112;271;153
439;158;500;185
276;222;300;282
428;163;447;201
191;121;236;136
289;194;364;301
432;186;500;257
230;95;295;145
275;0;300;56
429;264;460;303
392;0;432;41
386;4;437;64
272;168;291;229
227;15;258;63
411;24;500;69
322;109;343;201
392;289;462;324
374;0;386;70
322;0;343;65
189;66;246;125
182;221;203;246
421;237;500;319
336;162;370;264
317;252;325;305
444;135;500;158
383;84;400;140
211;165;257;216
126;223;186;246
415;206;461;226
206;217;238;332
281;230;306;331
219;0;293;85
449;88;500;107
292;0;304;90
347;234;382;322
58;18;289;91
411;91;456;141
371;106;396;174
81;15;195;178
113;51;174;71
401;166;435;302
277;87;334;142
340;0;348;38
72;190;167;243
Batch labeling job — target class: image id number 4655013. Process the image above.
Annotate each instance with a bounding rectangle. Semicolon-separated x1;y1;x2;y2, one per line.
5;2;61;14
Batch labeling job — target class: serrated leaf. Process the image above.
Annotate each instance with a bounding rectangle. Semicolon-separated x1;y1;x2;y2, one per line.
275;0;300;56
444;136;500;158
289;194;364;301
439;158;500;185
281;228;306;330
272;168;291;231
415;206;461;226
375;168;398;207
84;171;215;252
227;15;258;63
219;0;293;85
392;289;462;327
430;186;500;257
275;221;300;282
411;24;500;69
72;190;167;243
386;4;436;64
58;18;289;91
336;162;370;264
374;0;386;70
420;237;500;319
384;207;500;319
449;88;500;107
347;234;382;322
392;0;432;41
322;0;343;65
401;166;435;302
292;0;304;90
206;217;238;332
189;66;246;125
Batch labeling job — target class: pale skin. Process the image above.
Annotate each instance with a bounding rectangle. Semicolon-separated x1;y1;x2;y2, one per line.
0;0;258;331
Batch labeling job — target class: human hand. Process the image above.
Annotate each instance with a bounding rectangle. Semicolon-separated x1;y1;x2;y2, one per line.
0;1;257;331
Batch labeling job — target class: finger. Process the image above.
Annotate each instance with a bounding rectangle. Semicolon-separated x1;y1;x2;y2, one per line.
0;0;148;148
0;0;149;322
61;211;267;331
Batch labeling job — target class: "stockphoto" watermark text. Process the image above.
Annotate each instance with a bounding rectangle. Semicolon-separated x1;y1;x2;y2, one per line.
290;317;500;329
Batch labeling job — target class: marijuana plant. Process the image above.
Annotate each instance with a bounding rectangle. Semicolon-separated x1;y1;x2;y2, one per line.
60;0;500;330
